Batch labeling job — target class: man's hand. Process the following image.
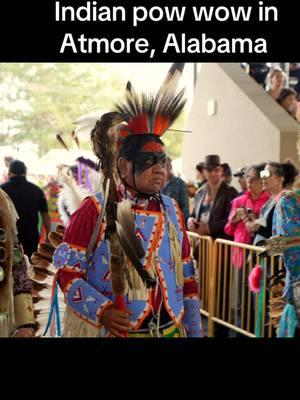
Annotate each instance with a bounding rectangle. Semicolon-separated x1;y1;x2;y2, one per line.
187;217;199;232
196;223;209;236
245;221;260;234
230;208;245;224
99;304;132;338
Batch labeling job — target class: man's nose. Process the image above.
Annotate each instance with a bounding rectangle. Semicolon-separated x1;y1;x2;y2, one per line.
153;162;165;171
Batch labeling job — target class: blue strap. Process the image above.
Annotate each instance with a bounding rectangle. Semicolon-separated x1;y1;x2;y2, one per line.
54;283;62;336
278;304;298;338
43;281;61;337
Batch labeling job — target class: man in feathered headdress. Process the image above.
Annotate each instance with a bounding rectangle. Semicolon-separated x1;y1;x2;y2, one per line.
51;64;202;337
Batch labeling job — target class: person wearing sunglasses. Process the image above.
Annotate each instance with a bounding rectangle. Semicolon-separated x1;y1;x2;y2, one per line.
242;161;298;334
224;163;270;334
225;163;270;267
245;161;299;246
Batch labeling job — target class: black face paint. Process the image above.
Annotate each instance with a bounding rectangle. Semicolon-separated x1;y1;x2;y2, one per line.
134;152;167;175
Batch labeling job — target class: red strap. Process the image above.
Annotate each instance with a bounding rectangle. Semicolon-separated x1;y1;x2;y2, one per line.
115;295;128;338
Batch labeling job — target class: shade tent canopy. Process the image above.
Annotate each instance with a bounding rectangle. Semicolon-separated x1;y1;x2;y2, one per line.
0;144;97;177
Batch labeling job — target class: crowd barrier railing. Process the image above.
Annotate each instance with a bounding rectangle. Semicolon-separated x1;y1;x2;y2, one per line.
187;233;284;338
187;232;213;318
208;238;284;338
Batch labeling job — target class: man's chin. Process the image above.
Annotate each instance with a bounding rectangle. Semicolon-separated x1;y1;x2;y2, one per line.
142;184;162;194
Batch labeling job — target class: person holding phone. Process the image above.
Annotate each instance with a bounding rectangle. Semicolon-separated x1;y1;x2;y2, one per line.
225;163;270;334
225;163;270;267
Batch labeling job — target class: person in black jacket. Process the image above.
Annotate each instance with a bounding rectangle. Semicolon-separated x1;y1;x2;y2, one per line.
188;155;238;240
187;154;238;337
1;160;51;258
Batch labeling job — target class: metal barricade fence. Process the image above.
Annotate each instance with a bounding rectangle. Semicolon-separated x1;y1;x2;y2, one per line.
208;239;284;338
187;232;213;319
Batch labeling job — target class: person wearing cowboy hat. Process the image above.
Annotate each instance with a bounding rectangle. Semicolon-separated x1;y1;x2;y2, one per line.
188;154;238;240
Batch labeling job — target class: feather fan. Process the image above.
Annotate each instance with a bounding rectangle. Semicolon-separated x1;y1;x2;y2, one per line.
117;200;145;259
115;220;155;288
30;223;66;336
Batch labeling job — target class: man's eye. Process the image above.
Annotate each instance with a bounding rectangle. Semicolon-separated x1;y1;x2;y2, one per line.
144;158;153;165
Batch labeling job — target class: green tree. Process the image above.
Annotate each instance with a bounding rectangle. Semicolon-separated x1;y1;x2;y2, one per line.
163;111;187;160
0;63;125;155
0;63;189;159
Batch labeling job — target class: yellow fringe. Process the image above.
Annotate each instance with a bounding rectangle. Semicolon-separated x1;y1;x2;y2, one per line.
0;314;9;337
124;252;159;301
124;262;149;301
63;307;104;337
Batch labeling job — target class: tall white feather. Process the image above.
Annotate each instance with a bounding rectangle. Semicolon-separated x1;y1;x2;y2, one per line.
73;110;108;138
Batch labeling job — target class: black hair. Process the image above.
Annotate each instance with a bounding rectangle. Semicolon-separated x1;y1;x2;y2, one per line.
9;160;26;175
221;163;232;177
247;162;267;178
196;162;204;173
267;160;299;187
276;88;297;104
75;156;99;171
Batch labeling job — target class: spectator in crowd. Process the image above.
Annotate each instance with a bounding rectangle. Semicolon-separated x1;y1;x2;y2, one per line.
1;160;51;258
245;161;299;246
1;156;13;184
187;154;238;240
245;161;299;334
188;154;238;337
186;180;198;215
225;163;270;267
247;63;269;88
265;67;287;100
161;156;190;223
224;163;270;332
289;63;300;96
277;87;299;122
195;162;206;189
233;167;248;195
221;163;233;185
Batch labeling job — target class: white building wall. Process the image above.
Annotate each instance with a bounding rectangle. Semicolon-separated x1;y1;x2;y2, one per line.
183;63;300;187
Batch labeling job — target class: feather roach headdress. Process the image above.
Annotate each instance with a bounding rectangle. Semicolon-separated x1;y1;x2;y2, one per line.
114;63;186;149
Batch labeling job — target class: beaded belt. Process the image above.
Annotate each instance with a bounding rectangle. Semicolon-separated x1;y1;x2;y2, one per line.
128;320;183;338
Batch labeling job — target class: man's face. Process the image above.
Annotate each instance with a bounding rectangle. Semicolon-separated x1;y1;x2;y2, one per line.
119;151;167;194
238;175;247;191
203;166;223;186
281;94;297;116
245;168;263;193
